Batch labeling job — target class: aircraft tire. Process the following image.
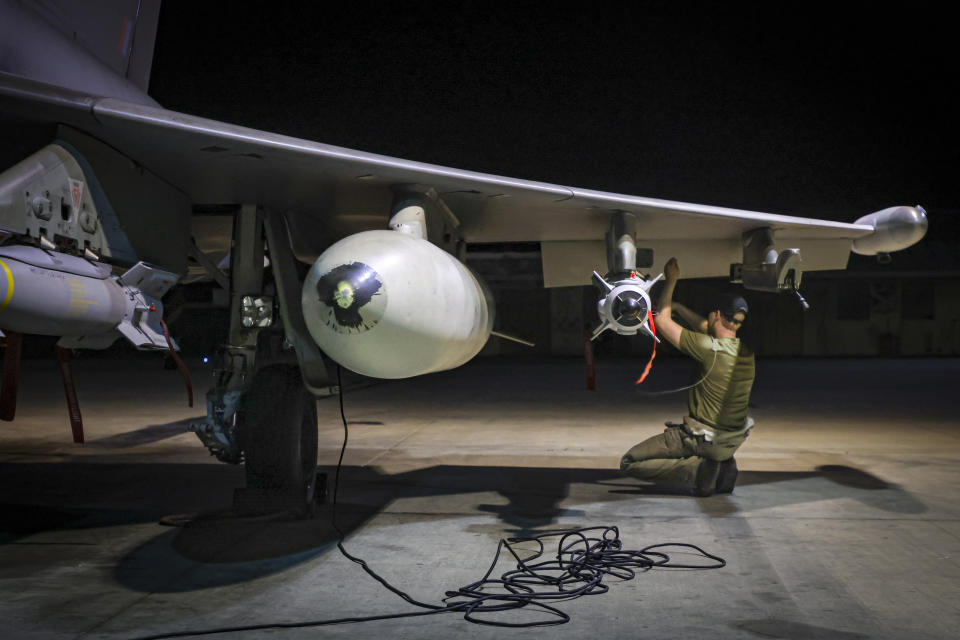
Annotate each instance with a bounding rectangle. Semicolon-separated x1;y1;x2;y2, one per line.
237;364;318;516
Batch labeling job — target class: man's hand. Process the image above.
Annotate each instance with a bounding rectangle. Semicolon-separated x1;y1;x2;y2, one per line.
664;257;679;282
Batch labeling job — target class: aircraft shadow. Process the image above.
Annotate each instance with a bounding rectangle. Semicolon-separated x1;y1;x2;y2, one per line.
86;416;202;449
734;618;870;640
0;459;927;594
0;460;622;593
114;464;630;593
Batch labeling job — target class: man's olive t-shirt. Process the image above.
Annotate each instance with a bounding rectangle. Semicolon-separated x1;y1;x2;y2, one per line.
677;329;755;431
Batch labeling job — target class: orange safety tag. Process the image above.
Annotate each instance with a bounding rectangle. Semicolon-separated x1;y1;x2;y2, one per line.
635;311;656;384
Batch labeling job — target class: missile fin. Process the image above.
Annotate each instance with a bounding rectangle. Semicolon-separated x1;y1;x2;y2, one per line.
590;321;610;341
641;322;660;343
592;271;614;293
642;273;663;291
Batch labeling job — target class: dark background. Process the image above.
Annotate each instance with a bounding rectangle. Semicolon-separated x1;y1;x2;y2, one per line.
148;2;958;228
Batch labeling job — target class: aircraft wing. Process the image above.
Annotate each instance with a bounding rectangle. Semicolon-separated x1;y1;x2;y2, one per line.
0;71;885;286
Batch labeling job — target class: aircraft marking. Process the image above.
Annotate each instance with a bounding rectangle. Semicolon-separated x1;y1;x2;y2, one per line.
315;262;385;334
0;260;12;311
69;179;84;211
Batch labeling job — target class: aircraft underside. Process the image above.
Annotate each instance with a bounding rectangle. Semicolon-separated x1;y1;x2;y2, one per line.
0;0;929;514
0;122;930;514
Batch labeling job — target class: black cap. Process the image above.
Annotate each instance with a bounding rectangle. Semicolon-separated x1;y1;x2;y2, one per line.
719;294;749;320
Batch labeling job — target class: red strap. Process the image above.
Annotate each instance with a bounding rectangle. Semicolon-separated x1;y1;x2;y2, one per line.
634;311;657;385
583;330;596;391
0;330;23;421
55;346;84;443
152;305;194;407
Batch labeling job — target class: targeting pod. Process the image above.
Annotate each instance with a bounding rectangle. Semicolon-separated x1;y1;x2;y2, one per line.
591;271;661;342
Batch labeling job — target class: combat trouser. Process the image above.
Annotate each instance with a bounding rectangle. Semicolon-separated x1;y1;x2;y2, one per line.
619;415;752;491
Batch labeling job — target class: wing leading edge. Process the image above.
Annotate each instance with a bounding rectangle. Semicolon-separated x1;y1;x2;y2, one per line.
0;71;897;284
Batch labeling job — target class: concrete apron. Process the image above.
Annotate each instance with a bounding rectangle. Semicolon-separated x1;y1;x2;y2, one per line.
0;355;957;639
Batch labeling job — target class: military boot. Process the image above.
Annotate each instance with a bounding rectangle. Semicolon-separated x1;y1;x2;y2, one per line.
692;459;720;496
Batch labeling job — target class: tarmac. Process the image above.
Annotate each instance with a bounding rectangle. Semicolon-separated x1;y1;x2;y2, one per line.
0;353;958;639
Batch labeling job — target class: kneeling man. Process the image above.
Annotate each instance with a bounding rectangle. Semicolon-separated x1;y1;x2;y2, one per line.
620;257;754;496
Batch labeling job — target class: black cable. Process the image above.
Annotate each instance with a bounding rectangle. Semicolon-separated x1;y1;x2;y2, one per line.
134;365;726;639
332;365;446;611
331;365;348;533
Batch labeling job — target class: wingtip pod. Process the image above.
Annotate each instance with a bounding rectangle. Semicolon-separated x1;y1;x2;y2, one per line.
852;206;928;256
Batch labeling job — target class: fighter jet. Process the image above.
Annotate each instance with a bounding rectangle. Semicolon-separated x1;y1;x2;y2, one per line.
0;1;928;513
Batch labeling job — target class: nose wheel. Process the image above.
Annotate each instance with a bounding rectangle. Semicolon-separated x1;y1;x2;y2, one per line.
235;364;319;517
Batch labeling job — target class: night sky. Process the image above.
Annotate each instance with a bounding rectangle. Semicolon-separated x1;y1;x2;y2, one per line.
149;2;958;231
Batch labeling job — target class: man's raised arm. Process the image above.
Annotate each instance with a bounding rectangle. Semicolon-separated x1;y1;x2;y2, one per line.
672;302;708;333
654;257;684;348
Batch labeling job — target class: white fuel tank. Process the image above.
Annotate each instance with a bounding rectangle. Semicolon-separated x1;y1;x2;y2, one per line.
301;230;494;379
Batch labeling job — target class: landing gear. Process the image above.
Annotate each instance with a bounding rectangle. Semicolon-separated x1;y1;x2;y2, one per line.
235;364;318;516
189;356;322;516
188;205;331;517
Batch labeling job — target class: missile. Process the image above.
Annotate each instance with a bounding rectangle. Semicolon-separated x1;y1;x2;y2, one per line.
0;245;179;350
591;271;661;342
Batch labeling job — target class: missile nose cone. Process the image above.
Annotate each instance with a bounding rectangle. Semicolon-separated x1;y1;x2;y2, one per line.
613;291;646;326
620;296;641;313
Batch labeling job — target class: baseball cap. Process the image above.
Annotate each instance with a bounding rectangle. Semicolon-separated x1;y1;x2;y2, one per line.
719;294;749;320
